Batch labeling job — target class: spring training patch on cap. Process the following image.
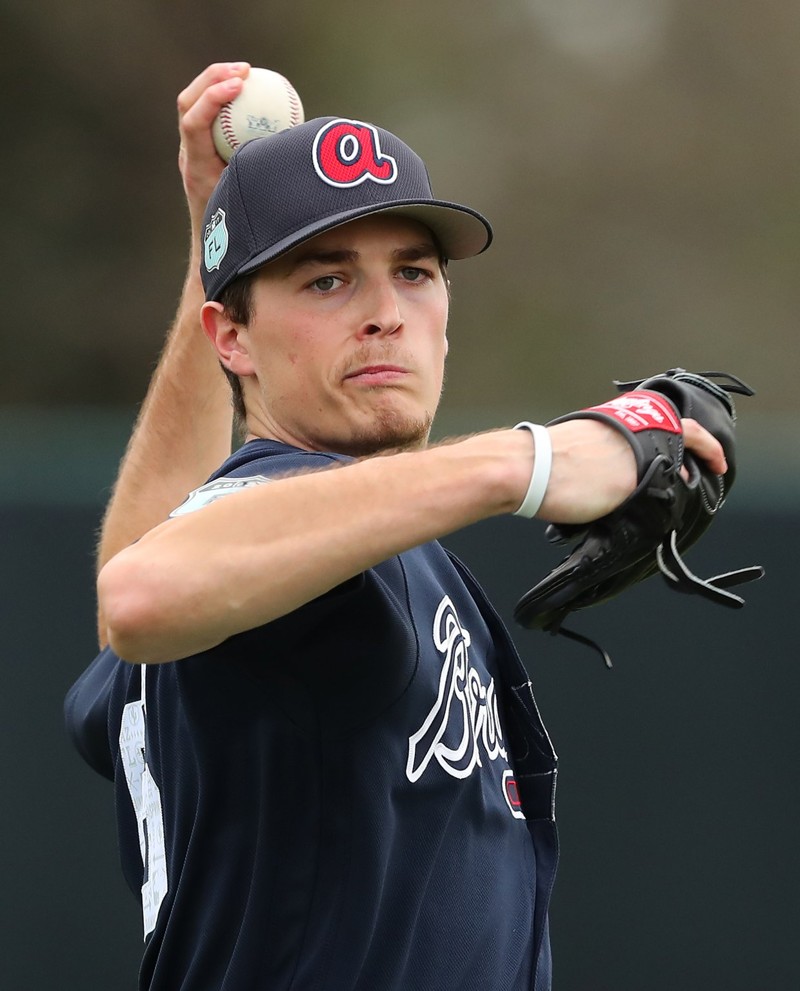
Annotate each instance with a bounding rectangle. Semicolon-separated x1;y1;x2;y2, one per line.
204;208;229;272
312;119;398;187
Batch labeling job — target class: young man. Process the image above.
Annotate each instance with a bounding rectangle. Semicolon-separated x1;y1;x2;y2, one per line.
65;64;725;991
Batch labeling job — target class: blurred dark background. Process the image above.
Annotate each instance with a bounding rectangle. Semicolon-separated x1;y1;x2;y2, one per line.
1;0;798;988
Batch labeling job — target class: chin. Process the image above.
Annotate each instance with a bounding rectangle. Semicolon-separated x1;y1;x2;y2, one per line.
331;408;434;458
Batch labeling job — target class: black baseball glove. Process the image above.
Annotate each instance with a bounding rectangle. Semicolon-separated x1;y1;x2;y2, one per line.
513;369;764;667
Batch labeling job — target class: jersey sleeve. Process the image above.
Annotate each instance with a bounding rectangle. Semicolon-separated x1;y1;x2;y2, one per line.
64;647;124;781
64;444;364;776
168;447;344;518
166;444;368;650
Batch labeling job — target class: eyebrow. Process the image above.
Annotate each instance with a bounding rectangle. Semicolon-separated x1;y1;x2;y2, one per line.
284;241;442;274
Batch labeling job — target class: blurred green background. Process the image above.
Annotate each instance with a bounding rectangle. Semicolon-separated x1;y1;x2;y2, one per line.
3;0;800;417
1;0;798;988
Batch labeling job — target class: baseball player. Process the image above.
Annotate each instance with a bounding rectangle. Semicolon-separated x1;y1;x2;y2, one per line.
65;63;726;991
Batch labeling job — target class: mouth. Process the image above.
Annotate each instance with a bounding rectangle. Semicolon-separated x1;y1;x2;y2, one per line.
343;364;410;387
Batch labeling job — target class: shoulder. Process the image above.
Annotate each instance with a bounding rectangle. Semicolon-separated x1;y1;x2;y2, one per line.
170;439;349;518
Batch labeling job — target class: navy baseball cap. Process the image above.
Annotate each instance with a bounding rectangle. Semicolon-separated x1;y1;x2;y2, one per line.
201;116;493;301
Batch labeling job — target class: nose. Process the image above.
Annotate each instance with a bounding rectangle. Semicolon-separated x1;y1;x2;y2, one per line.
356;279;403;339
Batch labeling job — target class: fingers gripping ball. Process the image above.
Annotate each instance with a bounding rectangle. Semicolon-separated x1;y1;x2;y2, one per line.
513;369;764;667
212;67;305;163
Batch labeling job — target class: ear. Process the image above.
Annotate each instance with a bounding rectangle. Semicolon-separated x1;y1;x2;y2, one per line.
201;302;256;377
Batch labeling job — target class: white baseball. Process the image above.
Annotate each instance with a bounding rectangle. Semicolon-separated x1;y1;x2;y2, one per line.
212;67;305;163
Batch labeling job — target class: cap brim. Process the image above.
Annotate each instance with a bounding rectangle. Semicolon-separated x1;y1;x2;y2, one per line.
235;199;492;283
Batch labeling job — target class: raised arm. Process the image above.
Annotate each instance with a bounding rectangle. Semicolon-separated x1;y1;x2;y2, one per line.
95;64;252;646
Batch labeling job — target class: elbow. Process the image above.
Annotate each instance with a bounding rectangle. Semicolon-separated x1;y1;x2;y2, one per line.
97;555;176;664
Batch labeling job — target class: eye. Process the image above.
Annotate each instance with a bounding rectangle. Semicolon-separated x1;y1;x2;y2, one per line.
310;275;343;293
399;266;431;283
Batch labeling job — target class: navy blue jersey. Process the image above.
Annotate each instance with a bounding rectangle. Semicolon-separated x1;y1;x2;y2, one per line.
65;440;558;991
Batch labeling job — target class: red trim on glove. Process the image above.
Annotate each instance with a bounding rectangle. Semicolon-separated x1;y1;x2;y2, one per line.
586;390;682;433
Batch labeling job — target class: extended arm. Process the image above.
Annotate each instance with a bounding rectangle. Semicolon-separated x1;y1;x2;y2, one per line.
97;417;724;664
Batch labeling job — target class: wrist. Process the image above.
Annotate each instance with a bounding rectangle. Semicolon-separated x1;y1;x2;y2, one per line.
463;428;545;517
512;423;553;518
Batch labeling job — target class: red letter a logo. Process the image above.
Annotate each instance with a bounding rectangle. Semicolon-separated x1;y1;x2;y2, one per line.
313;119;398;187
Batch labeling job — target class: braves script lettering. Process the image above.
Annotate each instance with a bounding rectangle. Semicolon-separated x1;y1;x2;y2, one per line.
407;596;507;782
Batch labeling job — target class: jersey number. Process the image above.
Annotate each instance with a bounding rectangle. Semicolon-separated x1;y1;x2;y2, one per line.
119;673;168;939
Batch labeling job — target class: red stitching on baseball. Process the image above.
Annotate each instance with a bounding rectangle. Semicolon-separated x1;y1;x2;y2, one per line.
284;79;302;126
219;104;238;151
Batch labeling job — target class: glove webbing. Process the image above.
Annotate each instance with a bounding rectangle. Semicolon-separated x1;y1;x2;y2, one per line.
551;533;764;669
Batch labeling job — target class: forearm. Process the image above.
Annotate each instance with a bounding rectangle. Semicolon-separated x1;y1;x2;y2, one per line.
97;262;232;565
99;429;536;663
95;259;232;647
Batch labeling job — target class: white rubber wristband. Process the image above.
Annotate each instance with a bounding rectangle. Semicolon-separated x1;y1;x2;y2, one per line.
512;422;553;518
